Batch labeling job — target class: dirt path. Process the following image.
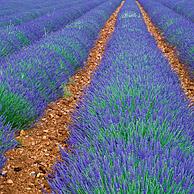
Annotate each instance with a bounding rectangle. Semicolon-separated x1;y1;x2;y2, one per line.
0;2;124;193
137;1;194;106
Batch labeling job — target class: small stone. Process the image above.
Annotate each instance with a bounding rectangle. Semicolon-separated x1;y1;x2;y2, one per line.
31;142;35;146
15;144;23;148
0;171;7;176
30;171;36;177
20;130;25;136
36;173;43;178
7;179;13;184
19;150;23;154
46;142;50;146
43;130;48;133
28;183;34;188
43;136;47;140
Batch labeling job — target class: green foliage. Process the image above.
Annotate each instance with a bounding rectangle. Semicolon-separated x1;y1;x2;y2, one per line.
61;84;72;98
43;44;78;66
0;84;36;128
16;31;31;46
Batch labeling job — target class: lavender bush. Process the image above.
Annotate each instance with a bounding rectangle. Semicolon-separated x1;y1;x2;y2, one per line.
0;0;104;59
0;0;122;170
48;0;194;193
138;0;194;79
0;0;78;27
157;0;194;22
0;116;17;170
0;0;52;17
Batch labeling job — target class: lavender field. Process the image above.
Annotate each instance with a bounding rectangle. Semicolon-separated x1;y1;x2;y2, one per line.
0;0;193;193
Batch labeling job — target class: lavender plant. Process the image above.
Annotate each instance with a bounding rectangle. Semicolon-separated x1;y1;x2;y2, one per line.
48;0;194;193
0;116;17;170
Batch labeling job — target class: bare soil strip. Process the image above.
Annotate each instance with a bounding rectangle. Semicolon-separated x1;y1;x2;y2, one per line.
0;2;124;193
137;1;194;106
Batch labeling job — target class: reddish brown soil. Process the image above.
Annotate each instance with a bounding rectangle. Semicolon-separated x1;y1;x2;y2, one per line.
0;2;124;193
137;1;194;106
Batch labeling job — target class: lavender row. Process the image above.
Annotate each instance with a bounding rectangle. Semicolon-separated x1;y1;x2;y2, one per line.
0;0;54;17
0;116;17;171
138;0;194;79
0;0;104;59
0;0;69;19
0;0;81;29
0;0;62;24
157;0;194;22
0;0;122;170
48;0;194;193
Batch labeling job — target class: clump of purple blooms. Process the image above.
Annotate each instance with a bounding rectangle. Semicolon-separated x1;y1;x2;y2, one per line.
0;116;17;170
